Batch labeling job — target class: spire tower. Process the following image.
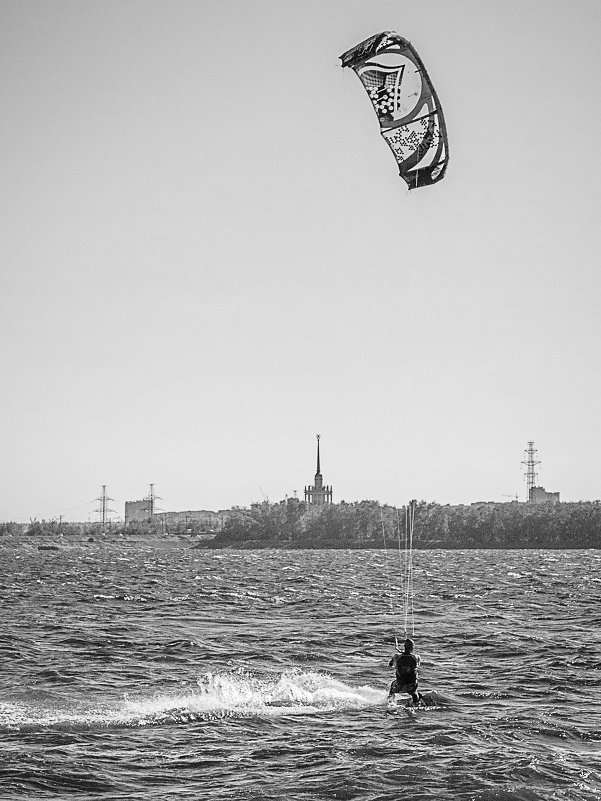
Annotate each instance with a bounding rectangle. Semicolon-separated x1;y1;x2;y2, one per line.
316;434;321;476
304;434;333;506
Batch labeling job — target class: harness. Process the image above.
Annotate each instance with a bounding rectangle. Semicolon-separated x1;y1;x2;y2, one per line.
395;652;418;681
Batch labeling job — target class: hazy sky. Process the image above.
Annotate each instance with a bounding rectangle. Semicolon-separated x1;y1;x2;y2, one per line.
2;0;601;522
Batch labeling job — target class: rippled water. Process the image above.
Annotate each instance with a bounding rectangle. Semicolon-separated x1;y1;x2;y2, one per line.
1;538;600;800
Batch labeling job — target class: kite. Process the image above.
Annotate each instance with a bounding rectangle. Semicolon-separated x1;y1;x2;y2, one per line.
340;31;449;190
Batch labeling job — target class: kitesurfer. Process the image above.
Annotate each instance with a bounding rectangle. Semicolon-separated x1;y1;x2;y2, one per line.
388;638;422;706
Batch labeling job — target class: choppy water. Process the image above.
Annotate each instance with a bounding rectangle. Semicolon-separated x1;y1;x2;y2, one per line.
1;539;600;800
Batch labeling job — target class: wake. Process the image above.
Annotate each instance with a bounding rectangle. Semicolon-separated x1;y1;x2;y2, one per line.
0;670;385;732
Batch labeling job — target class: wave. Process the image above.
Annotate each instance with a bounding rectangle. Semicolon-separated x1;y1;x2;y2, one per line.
0;670;384;732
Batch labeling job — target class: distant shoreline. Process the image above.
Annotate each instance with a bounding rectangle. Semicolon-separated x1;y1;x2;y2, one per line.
1;536;599;552
2;498;601;550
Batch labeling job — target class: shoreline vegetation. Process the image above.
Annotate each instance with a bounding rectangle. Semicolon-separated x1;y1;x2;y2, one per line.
2;499;600;549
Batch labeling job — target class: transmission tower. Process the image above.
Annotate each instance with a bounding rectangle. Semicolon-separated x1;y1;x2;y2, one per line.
145;483;161;521
95;485;116;533
521;441;541;502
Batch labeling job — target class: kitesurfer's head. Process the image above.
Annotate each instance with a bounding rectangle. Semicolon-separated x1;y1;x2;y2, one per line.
403;638;414;653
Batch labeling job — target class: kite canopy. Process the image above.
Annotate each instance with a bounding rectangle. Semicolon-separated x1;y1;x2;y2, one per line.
340;31;448;190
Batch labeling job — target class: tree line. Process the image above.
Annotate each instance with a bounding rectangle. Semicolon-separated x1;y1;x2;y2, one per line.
209;498;601;549
3;499;600;548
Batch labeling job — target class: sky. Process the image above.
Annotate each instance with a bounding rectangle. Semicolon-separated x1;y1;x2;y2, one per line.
2;0;601;522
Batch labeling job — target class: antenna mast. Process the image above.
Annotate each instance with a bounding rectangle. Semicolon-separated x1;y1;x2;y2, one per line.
521;441;541;502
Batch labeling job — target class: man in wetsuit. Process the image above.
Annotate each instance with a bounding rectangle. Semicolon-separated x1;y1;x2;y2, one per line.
388;637;422;706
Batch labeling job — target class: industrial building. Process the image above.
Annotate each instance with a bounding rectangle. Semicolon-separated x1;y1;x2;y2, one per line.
124;499;152;524
160;509;228;532
124;485;227;531
529;487;560;504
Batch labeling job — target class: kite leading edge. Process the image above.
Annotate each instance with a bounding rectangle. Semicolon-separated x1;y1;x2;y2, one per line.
340;31;449;190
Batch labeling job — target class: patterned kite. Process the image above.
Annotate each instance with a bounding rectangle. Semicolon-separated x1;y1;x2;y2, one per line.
340;31;449;190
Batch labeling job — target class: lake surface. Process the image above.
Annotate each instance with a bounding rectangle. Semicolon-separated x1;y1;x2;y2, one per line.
1;539;600;800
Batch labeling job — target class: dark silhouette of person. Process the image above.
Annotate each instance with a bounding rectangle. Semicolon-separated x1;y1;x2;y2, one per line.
388;637;422;706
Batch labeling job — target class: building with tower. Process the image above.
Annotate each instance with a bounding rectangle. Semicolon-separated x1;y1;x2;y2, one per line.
304;434;333;505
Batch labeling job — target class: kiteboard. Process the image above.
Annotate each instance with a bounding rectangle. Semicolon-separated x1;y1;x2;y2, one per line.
386;690;439;715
